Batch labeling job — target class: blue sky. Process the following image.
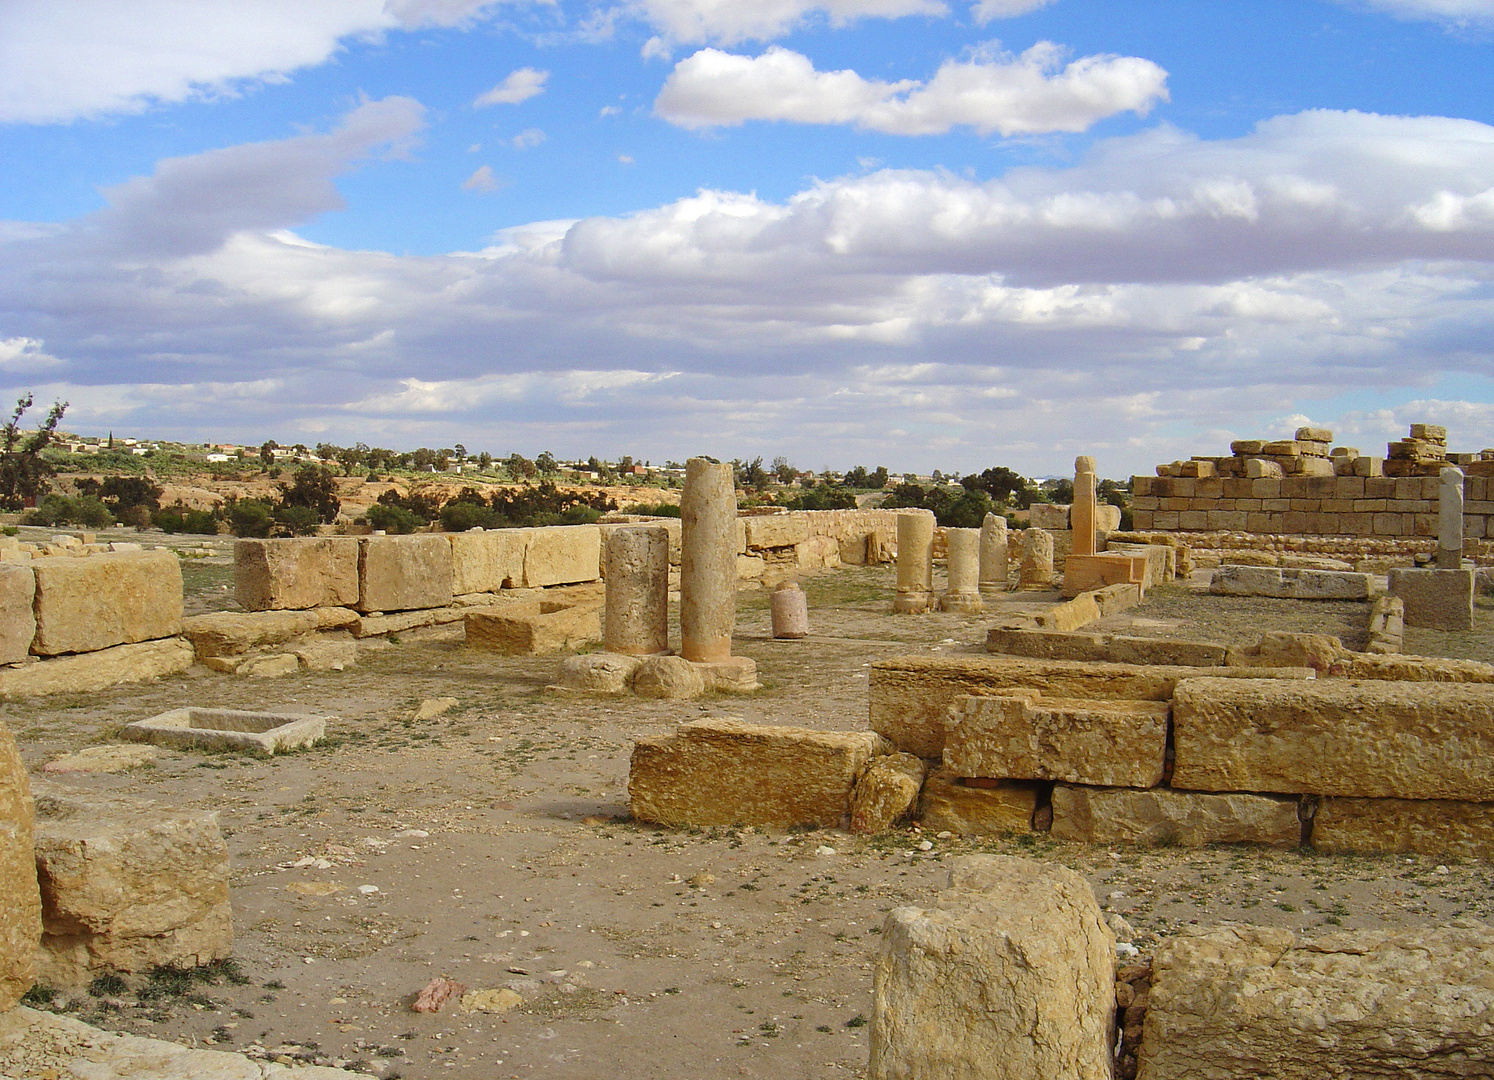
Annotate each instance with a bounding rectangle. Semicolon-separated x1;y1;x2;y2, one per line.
2;0;1493;477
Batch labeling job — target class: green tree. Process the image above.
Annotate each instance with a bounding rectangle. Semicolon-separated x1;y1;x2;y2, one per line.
259;440;278;471
961;466;1031;507
0;394;67;510
227;498;274;537
772;456;796;484
276;464;341;523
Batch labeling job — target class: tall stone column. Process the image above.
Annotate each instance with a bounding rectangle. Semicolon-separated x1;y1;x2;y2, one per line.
894;512;935;613
940;528;985;613
979;512;1008;594
604;526;670;656
1019;528;1056;588
680;458;738;663
1439;466;1465;570
1071;455;1098;558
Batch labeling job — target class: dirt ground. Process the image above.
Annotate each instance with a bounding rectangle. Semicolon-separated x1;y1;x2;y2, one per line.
8;543;1494;1080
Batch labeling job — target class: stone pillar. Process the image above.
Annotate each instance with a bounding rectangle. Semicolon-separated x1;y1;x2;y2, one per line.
679;458;737;663
1071;456;1098;557
1439;466;1465;570
940;529;985;614
894;512;935;613
604;526;670;656
1019;528;1055;588
978;512;1008;594
770;581;810;639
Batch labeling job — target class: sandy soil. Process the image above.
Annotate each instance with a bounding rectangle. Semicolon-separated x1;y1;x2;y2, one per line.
8;553;1494;1079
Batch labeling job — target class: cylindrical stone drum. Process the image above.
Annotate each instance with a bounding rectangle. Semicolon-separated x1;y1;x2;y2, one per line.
894;512;934;613
604;525;670;655
979;512;1008;593
770;582;810;639
680;458;738;663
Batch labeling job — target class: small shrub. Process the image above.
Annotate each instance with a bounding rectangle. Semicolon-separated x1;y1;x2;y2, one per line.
365;503;421;534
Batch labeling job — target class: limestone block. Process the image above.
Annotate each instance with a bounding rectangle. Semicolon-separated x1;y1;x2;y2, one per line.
522;525;601;587
870;656;1313;760
0;720;40;1011
30;551;183;656
743;515;809;550
631;655;706;700
985;628;1226;667
944;694;1169;788
1172;677;1494;799
291;635;357;672
1138;923;1494;1080
31;782;232;986
794;534;841;569
1104;543;1173;587
352;604;469;637
358;534;453;612
181;607;359;659
1033;592;1100;632
555;652;643;693
629;719;889;829
1027;504;1069;530
916;769;1039;835
1312;797;1494;859
1051;785;1300;847
0;565;35;665
464;605;599;655
1209;564;1370;600
1062;553;1147;598
1226;630;1351;673
0;639;194;700
1388;567;1474;631
1092;582;1143;616
239;653;300;678
447;529;528;594
737;553;766;579
849;753;927;834
1342;653;1494;682
870;856;1114;1080
695;656;759;693
234;537;359;611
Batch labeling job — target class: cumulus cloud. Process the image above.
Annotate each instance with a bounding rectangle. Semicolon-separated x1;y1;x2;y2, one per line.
628;0;949;47
1349;0;1494;24
474;68;550;107
385;0;543;28
511;127;548;149
657;42;1167;136
0;338;65;373
462;165;506;191
971;0;1055;22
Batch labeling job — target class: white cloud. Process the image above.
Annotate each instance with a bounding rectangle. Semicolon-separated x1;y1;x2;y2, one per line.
0;338;65;373
385;0;538;28
462;165;506;191
1350;0;1494;24
656;42;1168;136
511;127;548;149
971;0;1055;22
475;68;549;108
626;0;948;47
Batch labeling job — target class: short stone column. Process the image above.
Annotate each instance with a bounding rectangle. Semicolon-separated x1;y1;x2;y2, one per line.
940;529;985;613
1071;455;1098;557
603;526;670;656
680;458;737;663
1019;528;1055;588
1439;466;1465;570
770;581;810;638
894;512;935;613
978;512;1008;594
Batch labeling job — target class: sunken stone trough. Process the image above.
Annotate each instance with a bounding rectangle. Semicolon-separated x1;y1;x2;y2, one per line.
121;707;328;754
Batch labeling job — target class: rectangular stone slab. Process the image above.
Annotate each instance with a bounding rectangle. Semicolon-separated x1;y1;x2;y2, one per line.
522;525;601;587
1172;677;1494;799
0;563;35;665
986;628;1226;668
1312;797;1494;860
0;639;193;699
464;605;599;655
31;550;183;655
629;719;889;829
447;529;528;594
944;694;1169;788
1209;564;1370;600
358;534;454;612
915;770;1039;836
234;536;359;611
1388;567;1474;631
1050;785;1301;847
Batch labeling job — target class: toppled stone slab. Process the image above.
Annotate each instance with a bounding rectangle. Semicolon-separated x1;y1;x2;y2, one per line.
30;550;183;655
850;753;927;834
1050;785;1301;848
121;707;327;754
555;652;644;693
1226;630;1351;673
870;657;1313;760
1172;677;1494;800
945;693;1169;788
871;856;1114;1080
40;745;158;775
234;536;359;611
1367;594;1404;654
0;563;35;665
352;605;470;638
629;719;890;829
1138;923;1494;1080
1210;564;1370;600
986;628;1225;667
1312;797;1494;860
290;634;357;672
358;534;453;613
0;638;194;700
1388;566;1474;631
465;604;599;655
182;607;359;658
1340;652;1494;682
31;781;232;986
0;720;40;1011
915;770;1039;836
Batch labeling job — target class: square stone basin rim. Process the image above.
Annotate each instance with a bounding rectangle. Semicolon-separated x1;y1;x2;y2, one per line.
121;707;329;754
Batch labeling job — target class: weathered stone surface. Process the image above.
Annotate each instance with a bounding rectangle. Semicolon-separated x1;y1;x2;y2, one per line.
30;550;183;656
1138;923;1494;1080
631;655;707;700
603;526;669;655
1050;785;1301;847
1226;630;1351;673
1105;542;1174;587
1341;652;1494;682
31;781;232;986
894;512;935;613
945;693;1169;788
794;534;841;569
870;656;1313;760
1033;592;1101;632
465;605;599;655
522;525;601;588
743;515;809;550
629;719;889;829
290;635;357;672
351;605;469;637
182;607;359;658
870;856;1114;1080
1018;527;1056;588
555;652;644;693
696;656;759;693
238;653;300;678
986;628;1226;667
0;564;35;665
770;581;810;638
849;753;926;834
1173;677;1494;799
679;460;738;663
1313;797;1494;859
0;638;194;700
1388;566;1474;631
234;537;359;611
121;708;327;754
0;720;40;1011
1063;552;1147;598
1210;564;1370;600
41;745;157;775
916;770;1038;835
358;535;453;613
447;529;528;595
1366;593;1404;653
